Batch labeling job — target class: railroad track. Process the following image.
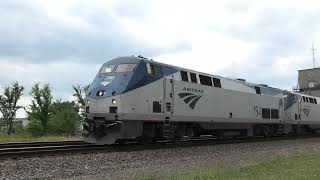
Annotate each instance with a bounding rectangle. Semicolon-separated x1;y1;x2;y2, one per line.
0;141;86;149
0;135;319;159
0;141;103;159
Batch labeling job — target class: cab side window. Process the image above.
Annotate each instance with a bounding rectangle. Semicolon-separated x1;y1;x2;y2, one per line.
255;86;261;94
190;73;198;83
199;75;213;86
147;63;162;77
180;71;189;82
212;77;222;88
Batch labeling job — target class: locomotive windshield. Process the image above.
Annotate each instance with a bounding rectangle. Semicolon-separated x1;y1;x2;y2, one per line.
100;65;115;73
115;64;137;72
100;64;137;74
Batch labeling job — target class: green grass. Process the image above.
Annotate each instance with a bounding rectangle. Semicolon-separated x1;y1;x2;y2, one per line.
0;134;82;143
140;152;320;180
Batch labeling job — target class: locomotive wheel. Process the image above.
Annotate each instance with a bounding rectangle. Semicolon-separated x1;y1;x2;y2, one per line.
174;123;186;139
185;126;194;137
192;125;202;137
293;125;300;136
293;125;308;136
262;125;272;138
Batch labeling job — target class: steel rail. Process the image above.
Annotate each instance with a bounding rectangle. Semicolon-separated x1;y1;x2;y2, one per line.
0;141;86;149
0;143;108;159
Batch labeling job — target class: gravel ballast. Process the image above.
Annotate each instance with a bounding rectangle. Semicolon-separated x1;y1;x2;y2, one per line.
1;138;320;180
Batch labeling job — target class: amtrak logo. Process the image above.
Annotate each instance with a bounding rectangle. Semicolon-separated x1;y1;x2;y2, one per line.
100;81;111;86
178;93;203;109
303;108;311;117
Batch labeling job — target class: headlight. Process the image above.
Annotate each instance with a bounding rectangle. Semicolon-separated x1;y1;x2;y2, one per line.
112;99;116;104
96;90;105;97
98;91;104;96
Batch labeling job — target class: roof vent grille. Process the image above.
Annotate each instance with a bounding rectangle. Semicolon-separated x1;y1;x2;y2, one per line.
236;78;246;82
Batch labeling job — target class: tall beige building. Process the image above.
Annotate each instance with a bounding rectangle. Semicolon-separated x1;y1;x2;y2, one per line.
298;68;320;97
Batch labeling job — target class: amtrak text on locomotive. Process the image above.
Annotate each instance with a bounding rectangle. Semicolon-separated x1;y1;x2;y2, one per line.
183;87;204;93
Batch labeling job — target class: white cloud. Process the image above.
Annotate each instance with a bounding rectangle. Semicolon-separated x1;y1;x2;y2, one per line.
0;58;99;88
154;31;258;74
16;96;32;118
108;0;320;82
0;58;100;117
0;58;101;117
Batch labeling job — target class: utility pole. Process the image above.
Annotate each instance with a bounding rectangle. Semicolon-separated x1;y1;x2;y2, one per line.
312;44;316;69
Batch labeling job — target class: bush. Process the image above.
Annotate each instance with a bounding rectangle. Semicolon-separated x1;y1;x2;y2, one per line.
48;101;81;135
26;119;45;136
26;83;52;136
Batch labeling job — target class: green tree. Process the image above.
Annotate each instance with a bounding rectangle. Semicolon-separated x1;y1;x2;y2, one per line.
0;82;24;135
48;101;81;135
26;83;52;136
72;84;89;118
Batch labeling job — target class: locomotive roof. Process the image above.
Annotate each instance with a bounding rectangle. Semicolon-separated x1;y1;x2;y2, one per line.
106;56;283;92
104;56;142;65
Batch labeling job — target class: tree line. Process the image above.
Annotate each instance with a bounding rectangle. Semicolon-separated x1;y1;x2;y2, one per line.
0;82;88;136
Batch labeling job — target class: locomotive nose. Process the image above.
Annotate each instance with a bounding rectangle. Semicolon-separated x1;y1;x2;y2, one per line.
87;73;132;99
86;96;121;115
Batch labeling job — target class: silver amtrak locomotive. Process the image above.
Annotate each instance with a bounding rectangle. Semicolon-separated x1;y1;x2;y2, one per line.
83;56;320;144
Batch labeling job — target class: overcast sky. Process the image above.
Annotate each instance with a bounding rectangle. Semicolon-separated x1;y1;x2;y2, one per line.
1;0;320;117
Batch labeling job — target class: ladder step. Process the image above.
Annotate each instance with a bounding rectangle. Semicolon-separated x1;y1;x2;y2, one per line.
164;117;171;137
